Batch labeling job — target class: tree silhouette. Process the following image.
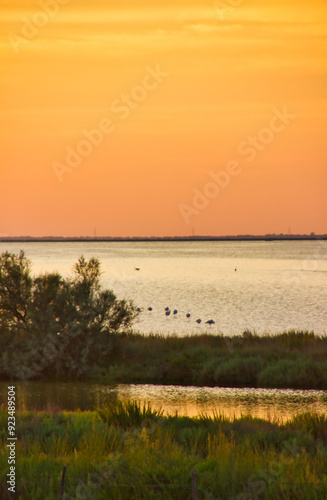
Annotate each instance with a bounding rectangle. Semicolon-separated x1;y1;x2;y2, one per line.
0;252;138;379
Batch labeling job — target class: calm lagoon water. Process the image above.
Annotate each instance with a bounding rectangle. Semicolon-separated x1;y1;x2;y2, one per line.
1;240;326;417
1;382;326;422
0;240;326;335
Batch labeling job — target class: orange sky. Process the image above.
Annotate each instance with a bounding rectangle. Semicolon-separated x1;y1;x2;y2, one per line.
1;0;326;237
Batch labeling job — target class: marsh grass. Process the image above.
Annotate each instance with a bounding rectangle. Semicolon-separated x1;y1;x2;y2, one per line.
2;330;327;389
0;402;326;499
98;400;164;429
98;330;327;389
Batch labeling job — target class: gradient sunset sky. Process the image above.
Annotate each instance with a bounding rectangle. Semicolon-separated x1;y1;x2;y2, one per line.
1;0;326;237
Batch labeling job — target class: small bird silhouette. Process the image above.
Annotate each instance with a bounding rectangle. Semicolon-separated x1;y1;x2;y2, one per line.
165;307;170;311
173;309;178;315
205;319;215;326
135;267;140;271
196;319;201;324
136;307;141;312
186;313;191;318
148;307;153;311
165;310;171;316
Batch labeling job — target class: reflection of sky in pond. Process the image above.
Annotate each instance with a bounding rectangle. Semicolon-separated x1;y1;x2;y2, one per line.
113;385;327;421
2;382;326;422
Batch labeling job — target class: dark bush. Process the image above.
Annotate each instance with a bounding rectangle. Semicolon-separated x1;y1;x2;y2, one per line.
0;251;138;379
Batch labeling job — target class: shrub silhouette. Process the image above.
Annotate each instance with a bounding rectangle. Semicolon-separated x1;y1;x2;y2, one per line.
0;251;138;379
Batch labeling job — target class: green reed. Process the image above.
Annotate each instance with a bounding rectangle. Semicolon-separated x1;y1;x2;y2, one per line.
0;402;326;499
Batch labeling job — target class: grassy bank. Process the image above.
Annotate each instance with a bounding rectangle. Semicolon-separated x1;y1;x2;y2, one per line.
0;402;326;499
2;330;327;390
93;330;327;390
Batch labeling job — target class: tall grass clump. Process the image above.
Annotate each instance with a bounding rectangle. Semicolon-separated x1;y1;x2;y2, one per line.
258;358;327;389
214;356;265;386
98;400;164;429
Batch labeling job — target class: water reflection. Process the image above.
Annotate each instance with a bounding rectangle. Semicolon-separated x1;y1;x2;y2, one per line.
1;382;326;422
1;241;326;335
115;385;327;421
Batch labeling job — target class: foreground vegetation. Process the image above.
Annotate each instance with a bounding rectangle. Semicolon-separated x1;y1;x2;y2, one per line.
0;402;326;499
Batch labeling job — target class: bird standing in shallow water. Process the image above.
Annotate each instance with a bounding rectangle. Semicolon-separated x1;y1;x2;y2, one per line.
205;319;215;326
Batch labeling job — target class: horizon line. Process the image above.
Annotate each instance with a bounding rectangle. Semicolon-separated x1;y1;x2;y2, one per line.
1;233;326;241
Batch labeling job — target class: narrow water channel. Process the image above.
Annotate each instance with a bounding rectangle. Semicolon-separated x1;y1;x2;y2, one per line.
1;382;326;422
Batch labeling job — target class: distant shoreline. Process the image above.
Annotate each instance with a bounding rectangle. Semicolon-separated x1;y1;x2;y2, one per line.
0;234;326;243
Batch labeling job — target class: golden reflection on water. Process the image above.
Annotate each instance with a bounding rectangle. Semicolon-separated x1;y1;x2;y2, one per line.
115;385;327;422
2;382;326;423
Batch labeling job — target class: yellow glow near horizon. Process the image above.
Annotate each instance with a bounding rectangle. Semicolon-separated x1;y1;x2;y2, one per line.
0;0;326;236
